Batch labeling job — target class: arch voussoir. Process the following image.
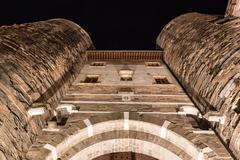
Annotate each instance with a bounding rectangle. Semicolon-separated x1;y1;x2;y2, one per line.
26;115;214;160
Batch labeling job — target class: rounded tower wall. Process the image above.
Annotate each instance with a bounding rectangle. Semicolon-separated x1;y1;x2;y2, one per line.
157;12;240;158
0;18;93;159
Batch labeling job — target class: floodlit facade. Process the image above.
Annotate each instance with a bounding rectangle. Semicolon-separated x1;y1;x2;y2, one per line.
0;1;240;160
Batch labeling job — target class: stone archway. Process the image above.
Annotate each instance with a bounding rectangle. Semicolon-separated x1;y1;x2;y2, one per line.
69;139;181;160
93;152;157;160
40;118;202;160
27;112;227;160
57;120;199;159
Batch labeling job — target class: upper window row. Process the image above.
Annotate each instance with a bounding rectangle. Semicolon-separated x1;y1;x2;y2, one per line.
81;75;170;84
91;62;106;66
145;62;161;67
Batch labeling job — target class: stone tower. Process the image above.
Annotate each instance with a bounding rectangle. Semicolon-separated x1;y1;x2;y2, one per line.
0;1;239;160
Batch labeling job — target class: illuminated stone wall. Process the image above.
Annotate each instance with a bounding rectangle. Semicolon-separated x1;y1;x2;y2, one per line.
157;12;240;158
0;19;93;160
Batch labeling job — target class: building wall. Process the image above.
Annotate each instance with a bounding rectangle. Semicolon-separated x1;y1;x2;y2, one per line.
0;19;93;160
157;12;240;158
26;52;232;160
74;61;179;86
65;60;188;112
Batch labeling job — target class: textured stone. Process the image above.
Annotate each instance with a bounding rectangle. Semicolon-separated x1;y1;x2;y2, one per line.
26;52;232;160
157;12;240;159
26;112;231;160
0;12;237;159
0;19;93;159
226;0;240;17
93;152;158;160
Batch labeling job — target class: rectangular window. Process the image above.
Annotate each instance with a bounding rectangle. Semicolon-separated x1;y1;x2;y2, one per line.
145;62;161;67
154;76;170;84
120;77;132;81
119;87;133;93
90;62;106;66
83;75;99;83
119;70;133;81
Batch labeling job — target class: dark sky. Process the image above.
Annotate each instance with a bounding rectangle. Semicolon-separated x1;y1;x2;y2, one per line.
0;0;228;49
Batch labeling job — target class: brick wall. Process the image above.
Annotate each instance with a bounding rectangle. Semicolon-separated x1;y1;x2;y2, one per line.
157;12;240;158
0;19;93;159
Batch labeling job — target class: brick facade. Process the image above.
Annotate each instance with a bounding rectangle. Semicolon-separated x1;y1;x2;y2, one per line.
0;19;93;159
0;1;239;159
157;12;240;158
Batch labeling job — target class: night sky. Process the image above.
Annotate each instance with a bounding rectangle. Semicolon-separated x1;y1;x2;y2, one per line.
0;0;228;49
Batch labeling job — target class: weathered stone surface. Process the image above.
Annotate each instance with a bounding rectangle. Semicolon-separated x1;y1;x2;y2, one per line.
157;12;240;158
0;19;93;159
26;55;232;160
226;0;240;17
93;152;158;160
26;112;231;160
